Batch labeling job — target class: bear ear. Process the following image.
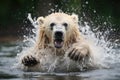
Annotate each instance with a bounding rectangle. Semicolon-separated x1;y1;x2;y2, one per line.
37;17;45;25
71;14;79;23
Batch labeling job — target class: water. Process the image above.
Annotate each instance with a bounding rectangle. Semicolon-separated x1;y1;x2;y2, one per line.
0;14;120;80
0;42;120;80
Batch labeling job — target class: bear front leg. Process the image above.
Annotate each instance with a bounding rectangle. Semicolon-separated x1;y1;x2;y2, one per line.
68;45;90;62
21;55;39;67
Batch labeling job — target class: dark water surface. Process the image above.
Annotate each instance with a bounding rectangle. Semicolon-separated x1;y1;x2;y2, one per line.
0;42;120;80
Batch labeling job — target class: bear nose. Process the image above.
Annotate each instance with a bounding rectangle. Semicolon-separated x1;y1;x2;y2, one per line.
54;31;63;39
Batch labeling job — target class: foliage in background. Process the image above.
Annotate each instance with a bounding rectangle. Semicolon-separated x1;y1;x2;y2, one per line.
0;0;37;27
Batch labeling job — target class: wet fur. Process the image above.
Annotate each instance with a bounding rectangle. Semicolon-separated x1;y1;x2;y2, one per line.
19;13;91;72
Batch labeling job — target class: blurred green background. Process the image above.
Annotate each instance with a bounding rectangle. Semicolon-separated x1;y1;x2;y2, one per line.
0;0;120;41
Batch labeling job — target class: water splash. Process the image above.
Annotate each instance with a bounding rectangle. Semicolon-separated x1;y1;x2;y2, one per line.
21;13;39;48
79;22;120;67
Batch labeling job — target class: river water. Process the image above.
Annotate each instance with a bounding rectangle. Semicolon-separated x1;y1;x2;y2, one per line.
0;41;120;80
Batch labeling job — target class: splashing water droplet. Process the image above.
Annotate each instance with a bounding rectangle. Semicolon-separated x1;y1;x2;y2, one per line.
93;10;96;13
85;1;88;4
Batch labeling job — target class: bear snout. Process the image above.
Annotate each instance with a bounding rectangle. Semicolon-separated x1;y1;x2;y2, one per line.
53;31;64;48
54;31;63;39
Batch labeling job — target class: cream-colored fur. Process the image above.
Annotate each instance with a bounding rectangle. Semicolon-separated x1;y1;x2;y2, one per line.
19;13;91;72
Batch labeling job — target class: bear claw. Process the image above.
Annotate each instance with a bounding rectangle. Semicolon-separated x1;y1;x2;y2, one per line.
22;55;39;67
68;48;85;61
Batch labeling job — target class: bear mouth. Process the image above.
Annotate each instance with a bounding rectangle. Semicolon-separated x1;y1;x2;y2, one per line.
54;39;64;48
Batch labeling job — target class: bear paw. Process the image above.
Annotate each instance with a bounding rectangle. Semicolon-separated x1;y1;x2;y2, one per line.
68;47;89;61
22;55;39;67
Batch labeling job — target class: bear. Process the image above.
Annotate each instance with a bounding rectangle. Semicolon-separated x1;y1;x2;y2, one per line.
18;12;92;72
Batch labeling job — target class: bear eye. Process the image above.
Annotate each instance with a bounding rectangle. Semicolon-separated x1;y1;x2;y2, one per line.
63;23;68;30
63;23;68;27
50;23;55;30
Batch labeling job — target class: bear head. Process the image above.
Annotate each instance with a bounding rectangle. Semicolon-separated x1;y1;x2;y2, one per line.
37;13;81;49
